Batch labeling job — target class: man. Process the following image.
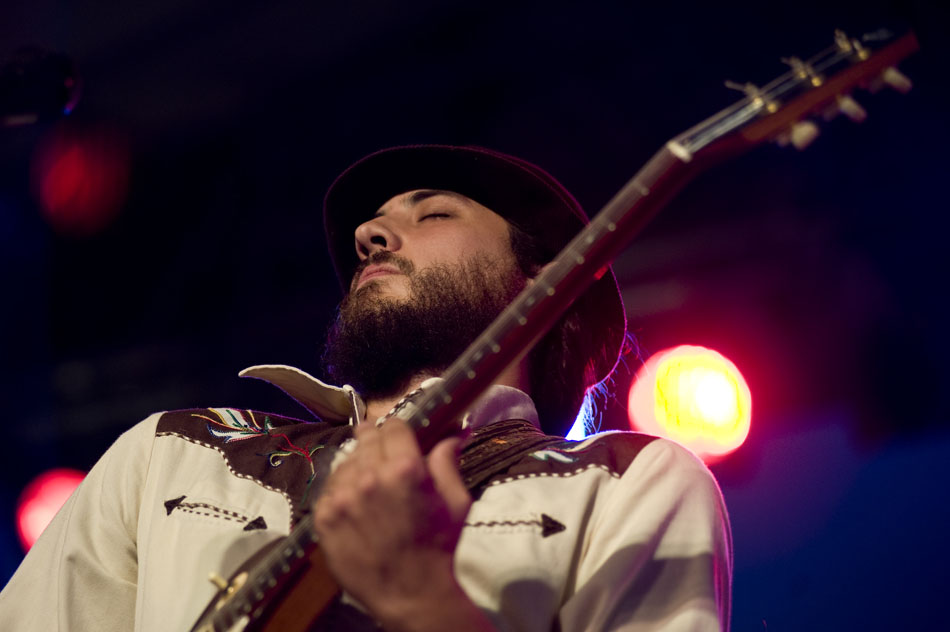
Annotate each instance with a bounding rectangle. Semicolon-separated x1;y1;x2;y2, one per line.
0;145;732;630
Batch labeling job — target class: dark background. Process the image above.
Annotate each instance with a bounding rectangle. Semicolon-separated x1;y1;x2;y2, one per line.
1;1;948;629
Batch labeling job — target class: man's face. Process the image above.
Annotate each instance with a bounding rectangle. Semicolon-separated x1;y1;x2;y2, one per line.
322;189;527;400
348;189;516;300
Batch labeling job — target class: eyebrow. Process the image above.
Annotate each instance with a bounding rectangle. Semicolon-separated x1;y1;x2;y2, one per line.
374;189;471;217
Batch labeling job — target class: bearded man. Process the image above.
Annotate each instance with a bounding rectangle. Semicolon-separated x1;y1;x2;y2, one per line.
0;146;732;631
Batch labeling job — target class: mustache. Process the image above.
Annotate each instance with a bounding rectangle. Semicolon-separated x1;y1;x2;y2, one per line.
350;252;415;290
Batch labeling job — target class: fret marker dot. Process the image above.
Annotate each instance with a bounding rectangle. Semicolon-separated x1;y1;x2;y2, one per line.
576;255;585;264
491;343;501;353
608;222;616;231
443;394;452;404
467;369;476;379
518;316;527;325
421;418;430;427
547;287;555;296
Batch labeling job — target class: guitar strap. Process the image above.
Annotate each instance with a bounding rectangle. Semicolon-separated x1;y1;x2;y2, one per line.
458;417;566;498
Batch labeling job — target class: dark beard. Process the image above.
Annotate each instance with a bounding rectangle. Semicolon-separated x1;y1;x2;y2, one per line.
322;252;525;401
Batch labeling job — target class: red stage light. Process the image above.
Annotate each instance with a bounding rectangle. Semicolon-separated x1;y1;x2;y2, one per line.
629;345;751;463
31;124;130;237
16;468;86;551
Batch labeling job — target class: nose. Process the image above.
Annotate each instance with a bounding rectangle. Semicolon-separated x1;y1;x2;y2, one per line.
354;217;402;260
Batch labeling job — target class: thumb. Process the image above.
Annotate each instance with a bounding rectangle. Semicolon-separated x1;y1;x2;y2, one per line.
427;437;472;520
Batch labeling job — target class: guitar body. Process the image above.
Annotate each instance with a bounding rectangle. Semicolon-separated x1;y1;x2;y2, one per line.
252;547;339;632
191;536;340;632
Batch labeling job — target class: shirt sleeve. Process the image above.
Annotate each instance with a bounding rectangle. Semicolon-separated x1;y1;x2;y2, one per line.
558;438;733;631
0;413;161;631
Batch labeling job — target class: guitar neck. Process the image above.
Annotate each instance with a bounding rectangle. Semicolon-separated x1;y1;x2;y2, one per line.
196;27;920;632
203;520;322;630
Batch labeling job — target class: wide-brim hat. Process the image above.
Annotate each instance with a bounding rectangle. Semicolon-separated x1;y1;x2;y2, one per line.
323;145;626;428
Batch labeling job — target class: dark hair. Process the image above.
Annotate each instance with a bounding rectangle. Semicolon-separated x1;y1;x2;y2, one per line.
507;223;613;436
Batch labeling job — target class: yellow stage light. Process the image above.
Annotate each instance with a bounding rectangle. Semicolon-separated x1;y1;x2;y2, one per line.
629;345;751;462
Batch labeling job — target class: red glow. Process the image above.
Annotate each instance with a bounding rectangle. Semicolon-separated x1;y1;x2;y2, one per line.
31;124;130;237
16;468;86;551
629;345;751;463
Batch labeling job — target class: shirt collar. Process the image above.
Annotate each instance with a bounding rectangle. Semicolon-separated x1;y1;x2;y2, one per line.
238;364;540;432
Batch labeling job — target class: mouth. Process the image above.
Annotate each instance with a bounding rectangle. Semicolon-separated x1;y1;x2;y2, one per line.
356;264;402;289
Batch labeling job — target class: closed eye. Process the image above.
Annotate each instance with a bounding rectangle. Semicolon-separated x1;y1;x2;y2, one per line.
420;213;451;220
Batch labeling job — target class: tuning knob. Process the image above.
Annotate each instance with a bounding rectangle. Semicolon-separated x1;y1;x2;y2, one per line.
881;67;913;93
208;572;230;592
790;120;820;150
836;95;867;123
775;120;820;150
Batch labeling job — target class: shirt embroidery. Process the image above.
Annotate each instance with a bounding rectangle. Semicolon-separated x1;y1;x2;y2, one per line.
527;435;605;463
529;450;578;463
465;513;566;537
195;408;327;486
162;494;268;530
197;408;274;442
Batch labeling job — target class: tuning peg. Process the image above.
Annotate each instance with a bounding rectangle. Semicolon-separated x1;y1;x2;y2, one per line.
836;95;867;123
881;67;912;93
821;95;868;123
724;80;779;113
868;66;913;94
208;572;230;592
781;56;823;87
790;120;820;150
776;120;820;150
834;29;871;61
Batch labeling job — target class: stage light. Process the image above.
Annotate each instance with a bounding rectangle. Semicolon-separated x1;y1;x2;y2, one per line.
31;124;129;237
16;468;85;551
628;345;751;462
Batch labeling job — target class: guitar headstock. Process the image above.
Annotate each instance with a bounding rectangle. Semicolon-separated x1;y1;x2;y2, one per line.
668;28;920;163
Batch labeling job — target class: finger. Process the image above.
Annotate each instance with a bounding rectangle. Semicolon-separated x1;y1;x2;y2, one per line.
376;418;423;461
313;468;379;541
427;437;472;521
312;483;348;532
352;421;384;464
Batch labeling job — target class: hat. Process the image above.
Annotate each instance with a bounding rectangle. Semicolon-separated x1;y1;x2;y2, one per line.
323;145;626;433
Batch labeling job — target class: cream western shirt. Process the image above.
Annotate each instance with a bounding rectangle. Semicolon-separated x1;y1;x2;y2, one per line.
0;365;732;630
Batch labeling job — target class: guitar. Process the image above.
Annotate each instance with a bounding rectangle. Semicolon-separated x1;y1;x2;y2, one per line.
192;27;919;632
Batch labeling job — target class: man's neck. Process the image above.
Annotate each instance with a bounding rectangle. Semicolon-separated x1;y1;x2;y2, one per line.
362;360;531;424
